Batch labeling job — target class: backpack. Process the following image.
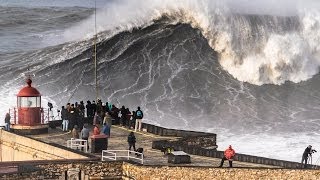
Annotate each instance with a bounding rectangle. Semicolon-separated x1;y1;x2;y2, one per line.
135;148;144;157
136;110;142;117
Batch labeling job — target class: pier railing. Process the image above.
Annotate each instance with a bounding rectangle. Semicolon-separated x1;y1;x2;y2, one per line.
101;150;144;164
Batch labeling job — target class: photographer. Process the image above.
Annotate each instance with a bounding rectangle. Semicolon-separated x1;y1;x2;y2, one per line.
301;145;316;168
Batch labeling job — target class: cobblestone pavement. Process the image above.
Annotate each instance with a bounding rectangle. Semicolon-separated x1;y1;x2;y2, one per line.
29;125;280;168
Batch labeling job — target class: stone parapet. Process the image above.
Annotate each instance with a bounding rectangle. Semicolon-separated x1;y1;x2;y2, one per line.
152;140;304;168
0;161;123;179
145;122;304;168
142;123;217;138
123;163;320;179
2;161;320;179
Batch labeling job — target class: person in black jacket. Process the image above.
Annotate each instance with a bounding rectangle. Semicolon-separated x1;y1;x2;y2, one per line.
301;145;315;168
134;107;143;132
127;132;136;151
61;106;68;132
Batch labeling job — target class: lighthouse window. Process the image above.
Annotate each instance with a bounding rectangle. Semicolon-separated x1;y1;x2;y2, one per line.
18;97;41;107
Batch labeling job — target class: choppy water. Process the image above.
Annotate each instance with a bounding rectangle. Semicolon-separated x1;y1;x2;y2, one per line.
1;0;320;163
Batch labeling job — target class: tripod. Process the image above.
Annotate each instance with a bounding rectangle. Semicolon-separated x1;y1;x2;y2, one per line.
308;154;313;167
312;154;320;169
54;110;61;120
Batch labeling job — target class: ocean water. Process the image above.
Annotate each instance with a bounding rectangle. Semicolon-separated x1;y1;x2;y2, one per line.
1;0;320;163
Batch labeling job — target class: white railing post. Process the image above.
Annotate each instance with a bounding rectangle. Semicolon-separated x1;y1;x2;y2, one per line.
127;150;130;160
85;140;88;153
142;154;144;164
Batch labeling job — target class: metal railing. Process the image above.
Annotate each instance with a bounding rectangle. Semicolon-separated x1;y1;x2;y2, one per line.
101;150;144;164
67;138;88;153
8;108;60;125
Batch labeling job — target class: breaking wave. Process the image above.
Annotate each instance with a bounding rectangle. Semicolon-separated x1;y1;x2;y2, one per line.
60;0;320;85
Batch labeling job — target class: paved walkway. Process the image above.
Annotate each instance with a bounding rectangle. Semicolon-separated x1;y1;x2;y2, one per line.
29;125;280;168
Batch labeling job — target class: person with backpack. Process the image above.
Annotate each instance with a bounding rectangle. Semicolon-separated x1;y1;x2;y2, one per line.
127;132;136;151
135;107;143;132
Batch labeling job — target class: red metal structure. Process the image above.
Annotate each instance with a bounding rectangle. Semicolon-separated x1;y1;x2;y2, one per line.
17;78;41;125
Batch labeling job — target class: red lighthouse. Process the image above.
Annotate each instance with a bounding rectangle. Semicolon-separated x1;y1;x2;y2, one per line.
11;78;48;134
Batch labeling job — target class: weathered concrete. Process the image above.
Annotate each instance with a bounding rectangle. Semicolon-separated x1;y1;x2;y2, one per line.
0;129;89;161
11;124;49;135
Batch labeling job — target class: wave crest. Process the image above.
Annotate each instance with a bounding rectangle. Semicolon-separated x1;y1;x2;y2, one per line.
62;0;320;85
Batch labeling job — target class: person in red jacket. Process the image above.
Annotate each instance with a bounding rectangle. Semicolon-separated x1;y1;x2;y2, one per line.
219;145;236;167
93;124;100;135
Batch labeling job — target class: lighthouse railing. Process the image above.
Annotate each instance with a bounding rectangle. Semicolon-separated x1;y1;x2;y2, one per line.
8;107;52;125
9;108;17;125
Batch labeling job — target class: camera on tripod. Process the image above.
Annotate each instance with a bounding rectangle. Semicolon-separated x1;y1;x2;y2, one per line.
48;102;53;111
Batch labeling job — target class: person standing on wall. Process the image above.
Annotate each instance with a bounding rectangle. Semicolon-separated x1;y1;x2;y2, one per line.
219;145;236;168
4;112;11;131
135;107;143;132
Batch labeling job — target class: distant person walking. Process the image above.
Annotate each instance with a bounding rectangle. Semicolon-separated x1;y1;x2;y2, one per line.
127;132;136;151
219;145;236;168
301;145;314;168
134;107;143;132
4;112;11;131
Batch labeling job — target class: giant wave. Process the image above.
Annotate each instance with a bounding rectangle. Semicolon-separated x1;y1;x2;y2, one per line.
1;0;320;162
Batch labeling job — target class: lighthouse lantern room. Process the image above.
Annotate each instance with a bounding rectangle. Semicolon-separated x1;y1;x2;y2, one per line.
11;78;48;135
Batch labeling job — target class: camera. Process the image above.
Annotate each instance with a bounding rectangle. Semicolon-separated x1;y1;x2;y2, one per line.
311;149;317;153
48;102;53;108
48;102;53;111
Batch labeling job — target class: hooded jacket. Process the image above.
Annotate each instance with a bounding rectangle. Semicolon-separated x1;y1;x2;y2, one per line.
224;145;236;160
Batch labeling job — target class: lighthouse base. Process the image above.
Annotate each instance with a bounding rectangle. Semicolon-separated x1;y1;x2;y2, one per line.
11;124;49;135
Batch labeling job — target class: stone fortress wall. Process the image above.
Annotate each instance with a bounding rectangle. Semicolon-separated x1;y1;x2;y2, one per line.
1;161;320;179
